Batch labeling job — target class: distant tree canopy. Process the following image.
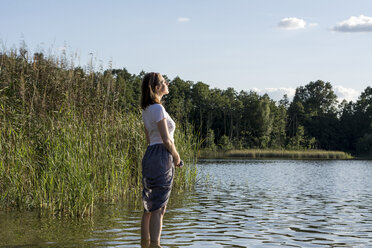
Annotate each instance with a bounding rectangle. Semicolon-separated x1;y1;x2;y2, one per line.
165;77;371;155
1;50;371;155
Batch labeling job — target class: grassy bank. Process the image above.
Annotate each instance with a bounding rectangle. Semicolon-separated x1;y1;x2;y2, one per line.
200;149;353;160
0;48;199;216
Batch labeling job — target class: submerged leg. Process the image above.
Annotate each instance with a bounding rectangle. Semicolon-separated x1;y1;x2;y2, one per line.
149;206;166;245
141;211;151;245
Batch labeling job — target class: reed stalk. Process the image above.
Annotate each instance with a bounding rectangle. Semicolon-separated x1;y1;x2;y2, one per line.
0;47;199;216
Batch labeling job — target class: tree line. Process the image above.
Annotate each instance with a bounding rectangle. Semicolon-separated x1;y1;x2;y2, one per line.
164;77;372;156
107;66;372;155
2;50;371;156
109;67;371;156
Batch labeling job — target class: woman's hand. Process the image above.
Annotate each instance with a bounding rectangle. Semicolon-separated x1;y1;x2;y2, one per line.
173;153;181;167
176;160;184;168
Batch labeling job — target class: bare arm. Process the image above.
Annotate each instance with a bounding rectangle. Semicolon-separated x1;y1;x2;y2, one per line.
157;118;181;166
144;127;150;145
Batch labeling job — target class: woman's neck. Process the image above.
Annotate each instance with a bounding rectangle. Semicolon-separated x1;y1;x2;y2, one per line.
155;94;163;102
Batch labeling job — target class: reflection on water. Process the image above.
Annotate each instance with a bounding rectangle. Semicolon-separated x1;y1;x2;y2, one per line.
1;160;372;247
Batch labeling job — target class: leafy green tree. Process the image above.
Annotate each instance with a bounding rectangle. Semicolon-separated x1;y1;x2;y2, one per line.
279;94;290;110
208;88;224;140
355;87;372;136
287;100;305;137
238;91;260;148
256;96;273;148
356;133;372;156
164;76;193;123
218;135;233;150
293;80;338;116
270;101;287;149
287;125;305;150
205;128;217;151
111;68;141;111
288;80;338;150
222;87;239;139
190;82;210;137
338;100;356;151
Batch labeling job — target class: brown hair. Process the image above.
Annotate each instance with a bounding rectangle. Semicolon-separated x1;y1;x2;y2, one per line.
141;72;162;109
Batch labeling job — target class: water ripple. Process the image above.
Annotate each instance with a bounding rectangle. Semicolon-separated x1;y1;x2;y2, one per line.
0;160;371;247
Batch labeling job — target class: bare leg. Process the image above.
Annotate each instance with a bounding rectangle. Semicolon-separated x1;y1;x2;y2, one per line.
141;211;151;246
141;238;150;248
149;206;166;245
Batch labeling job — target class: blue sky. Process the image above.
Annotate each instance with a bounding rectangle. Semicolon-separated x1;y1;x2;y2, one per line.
1;0;372;101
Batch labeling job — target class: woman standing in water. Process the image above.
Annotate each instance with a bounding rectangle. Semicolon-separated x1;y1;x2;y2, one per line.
140;72;182;246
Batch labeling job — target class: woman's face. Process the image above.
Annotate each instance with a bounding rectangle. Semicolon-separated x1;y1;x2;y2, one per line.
156;75;169;96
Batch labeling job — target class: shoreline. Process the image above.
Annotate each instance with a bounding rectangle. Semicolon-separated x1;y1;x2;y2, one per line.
199;149;354;160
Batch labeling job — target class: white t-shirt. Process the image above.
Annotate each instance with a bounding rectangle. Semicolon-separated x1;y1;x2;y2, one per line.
142;104;176;146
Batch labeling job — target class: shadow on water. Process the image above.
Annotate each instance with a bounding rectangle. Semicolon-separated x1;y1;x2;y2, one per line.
1;159;372;247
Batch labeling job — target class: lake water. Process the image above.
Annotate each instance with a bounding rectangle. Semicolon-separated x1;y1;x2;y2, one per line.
1;159;371;247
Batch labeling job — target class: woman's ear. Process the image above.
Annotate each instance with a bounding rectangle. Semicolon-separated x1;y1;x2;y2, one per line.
154;84;160;93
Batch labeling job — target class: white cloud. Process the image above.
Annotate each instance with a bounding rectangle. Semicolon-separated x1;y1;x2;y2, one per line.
332;15;372;32
252;87;296;101
278;17;306;30
333;85;360;102
177;17;190;23
308;23;318;28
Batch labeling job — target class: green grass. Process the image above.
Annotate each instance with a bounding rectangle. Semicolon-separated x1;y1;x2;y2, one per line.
173;122;200;191
0;47;199;216
200;149;353;160
0;111;199;216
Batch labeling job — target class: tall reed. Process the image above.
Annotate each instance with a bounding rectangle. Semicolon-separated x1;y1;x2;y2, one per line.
0;47;199;216
173;122;200;191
